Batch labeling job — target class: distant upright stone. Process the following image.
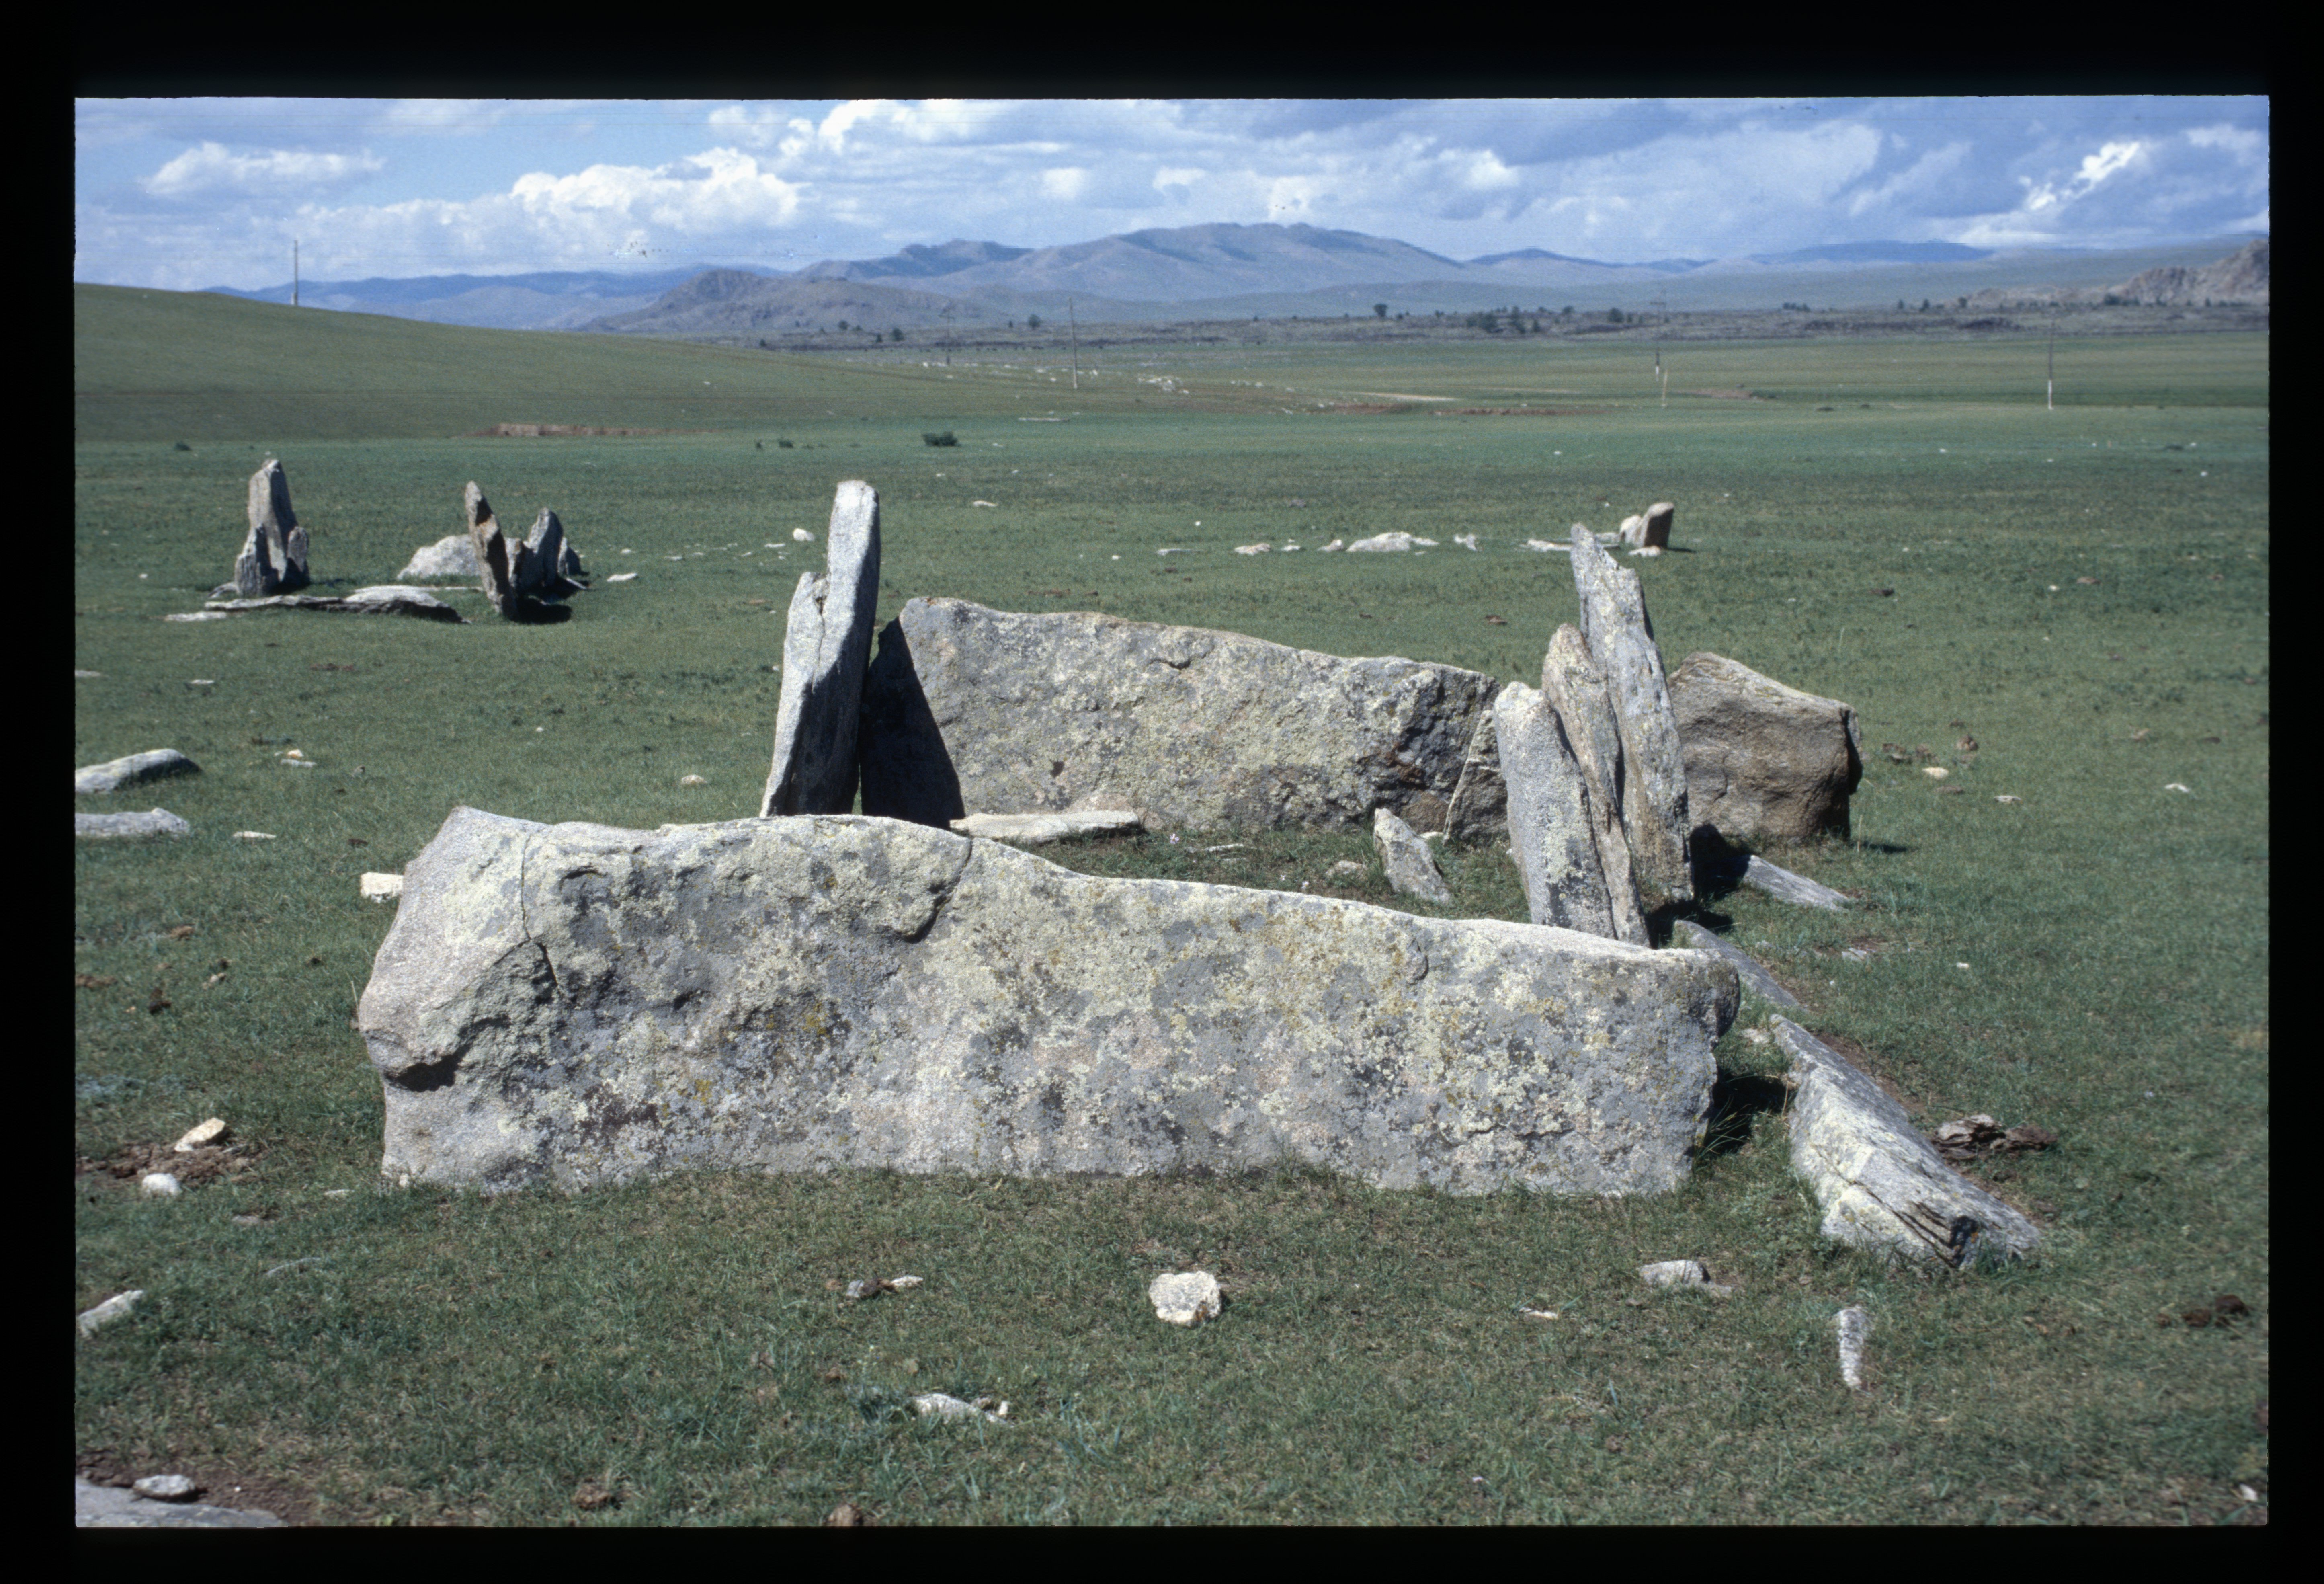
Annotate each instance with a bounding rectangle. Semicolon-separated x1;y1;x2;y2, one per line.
230;458;310;598
1618;513;1647;549
858;598;1504;835
76;749;200;796
468;485;582;622
1539;625;1648;945
522;508;588;589
1373;806;1453;904
762;481;882;817
1642;503;1675;550
396;533;478;581
1568;525;1693;901
1668;652;1863;843
1493;683;1616;937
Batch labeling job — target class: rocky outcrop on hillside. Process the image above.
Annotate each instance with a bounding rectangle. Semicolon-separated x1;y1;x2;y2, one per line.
1968;238;2268;310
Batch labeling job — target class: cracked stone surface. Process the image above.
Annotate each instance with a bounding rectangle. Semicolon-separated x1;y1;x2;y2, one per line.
1567;525;1692;901
358;808;1737;1197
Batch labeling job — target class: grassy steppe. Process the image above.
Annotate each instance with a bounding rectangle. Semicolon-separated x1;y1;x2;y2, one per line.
75;288;2268;1524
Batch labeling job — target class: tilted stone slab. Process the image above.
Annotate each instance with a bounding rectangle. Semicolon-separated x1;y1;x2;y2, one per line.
858;597;1505;835
230;458;310;598
358;808;1737;1196
1738;854;1849;912
467;485;581;621
1568;525;1693;901
77;808;190;839
76;749;200;796
1773;1017;2039;1268
201;587;467;623
1440;708;1507;842
1540;625;1648;945
762;482;882;817
950;810;1144;844
1669;652;1863;844
1493;683;1616;937
1671;920;1799;1009
1372;806;1451;904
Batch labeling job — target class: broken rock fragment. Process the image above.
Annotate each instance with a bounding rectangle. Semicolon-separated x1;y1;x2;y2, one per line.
1149;1271;1222;1326
1372;806;1452;904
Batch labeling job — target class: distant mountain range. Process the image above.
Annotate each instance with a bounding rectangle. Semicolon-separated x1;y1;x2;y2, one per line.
193;223;2266;334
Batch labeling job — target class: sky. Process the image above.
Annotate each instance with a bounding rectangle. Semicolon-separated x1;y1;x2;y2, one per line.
73;96;2269;292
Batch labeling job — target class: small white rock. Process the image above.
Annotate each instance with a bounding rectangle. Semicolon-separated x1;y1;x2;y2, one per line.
679;774;707;787
78;1289;145;1337
605;572;637;583
1640;1259;1709;1289
793;528;816;541
911;1393;1009;1424
1922;766;1949;779
174;1118;228;1153
133;1474;198;1502
359;872;404;904
1148;1270;1222;1326
141;1172;181;1198
1836;1305;1873;1390
232;831;278;841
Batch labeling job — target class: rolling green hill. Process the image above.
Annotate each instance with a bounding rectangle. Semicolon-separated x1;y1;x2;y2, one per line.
74;284;1157;443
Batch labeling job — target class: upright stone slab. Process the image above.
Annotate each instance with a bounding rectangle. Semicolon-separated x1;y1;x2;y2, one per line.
858;598;1505;835
1441;711;1508;842
231;458;310;597
1373;807;1452;904
1493;683;1617;938
762;482;882;817
1668;652;1863;844
1642;503;1675;550
468;485;580;622
521;508;588;591
357;808;1736;1196
1540;625;1648;946
1568;525;1693;901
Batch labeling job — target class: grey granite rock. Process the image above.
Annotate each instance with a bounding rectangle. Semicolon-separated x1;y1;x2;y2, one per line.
1740;854;1850;911
396;532;479;581
1493;683;1616;937
358;808;1737;1197
201;587;467;622
1568;525;1693;901
75;1477;283;1528
1540;626;1648;945
76;809;190;839
1669;652;1863;843
76;748;200;796
1441;710;1508;843
1773;1017;2040;1268
1372;806;1452;903
1672;919;1800;1009
761;482;881;817
858;598;1504;836
231;458;310;598
468;485;581;621
950;810;1144;844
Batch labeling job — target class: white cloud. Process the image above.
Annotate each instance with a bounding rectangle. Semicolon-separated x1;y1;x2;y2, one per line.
1040;167;1088;200
142;142;385;199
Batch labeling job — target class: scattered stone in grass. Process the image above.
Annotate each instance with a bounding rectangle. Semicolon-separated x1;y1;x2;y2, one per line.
1517;1307;1560;1320
2179;1295;2251;1328
75;973;116;990
133;1474;198;1503
359;874;403;904
572;1478;623;1512
234;831;277;841
1836;1305;1872;1391
1234;543;1271;555
141;1173;181;1197
1995;795;2022;804
1149;1270;1222;1326
680;774;707;787
1330;859;1367;878
78;1290;144;1337
1454;533;1480;550
911;1393;1009;1424
1484;614;1506;625
2131;729;2150;741
844;1275;923;1300
1922;766;1949;779
76;749;201;796
824;1502;869;1526
263;1257;329;1278
1373;806;1453;904
76;669;103;678
76;809;191;840
174;1118;229;1153
949;810;1145;845
2165;783;2191;794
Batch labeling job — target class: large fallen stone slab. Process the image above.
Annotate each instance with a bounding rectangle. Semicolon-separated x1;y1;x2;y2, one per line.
1492;683;1615;937
761;482;882;817
949;810;1144;845
1672;920;1799;1009
76;809;190;839
1773;1017;2039;1268
201;586;467;622
1540;626;1648;945
1568;525;1693;901
1372;806;1451;903
858;598;1505;836
1669;652;1863;843
359;808;1738;1197
226;458;310;598
76;749;200;796
396;533;479;580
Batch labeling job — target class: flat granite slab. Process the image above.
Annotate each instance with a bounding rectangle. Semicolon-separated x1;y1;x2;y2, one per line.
359;809;1738;1198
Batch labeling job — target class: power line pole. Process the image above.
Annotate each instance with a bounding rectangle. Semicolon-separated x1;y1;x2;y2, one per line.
2047;309;2057;411
1069;298;1080;390
293;239;299;307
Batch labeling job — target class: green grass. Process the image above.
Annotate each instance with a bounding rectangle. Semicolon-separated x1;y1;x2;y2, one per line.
76;289;2268;1524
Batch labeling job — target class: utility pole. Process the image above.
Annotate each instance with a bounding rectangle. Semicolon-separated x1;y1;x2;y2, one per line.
2047;309;2057;411
1652;296;1666;374
941;302;953;367
1069;298;1080;390
293;239;299;307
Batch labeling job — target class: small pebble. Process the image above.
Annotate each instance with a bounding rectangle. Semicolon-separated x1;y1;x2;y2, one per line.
134;1474;197;1502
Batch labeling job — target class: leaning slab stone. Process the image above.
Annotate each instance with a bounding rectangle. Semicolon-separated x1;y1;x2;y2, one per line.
359;808;1738;1197
1373;807;1452;904
1740;854;1849;911
77;1289;144;1337
229;458;310;598
1642;503;1675;550
76;809;190;839
201;587;467;623
1441;710;1508;842
1669;652;1863;843
76;749;199;796
1773;1017;2040;1268
761;482;881;817
1672;920;1800;1009
522;507;588;589
396;533;479;580
1568;526;1692;901
1493;683;1616;937
1541;626;1648;945
859;598;1504;836
950;810;1144;845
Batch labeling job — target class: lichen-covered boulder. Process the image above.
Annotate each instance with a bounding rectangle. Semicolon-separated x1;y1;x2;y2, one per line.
1669;652;1863;844
358;808;1737;1197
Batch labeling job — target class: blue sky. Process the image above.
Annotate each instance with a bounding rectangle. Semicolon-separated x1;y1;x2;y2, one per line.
73;96;2269;291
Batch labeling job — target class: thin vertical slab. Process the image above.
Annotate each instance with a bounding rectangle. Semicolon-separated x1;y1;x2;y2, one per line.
762;481;883;817
1568;524;1693;901
1494;683;1615;938
1540;624;1649;945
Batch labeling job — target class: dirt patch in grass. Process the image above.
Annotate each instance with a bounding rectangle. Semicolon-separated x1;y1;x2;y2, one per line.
77;1446;318;1525
77;1140;264;1191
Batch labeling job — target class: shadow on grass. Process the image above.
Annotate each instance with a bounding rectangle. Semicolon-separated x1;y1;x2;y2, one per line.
1699;1070;1790;1161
